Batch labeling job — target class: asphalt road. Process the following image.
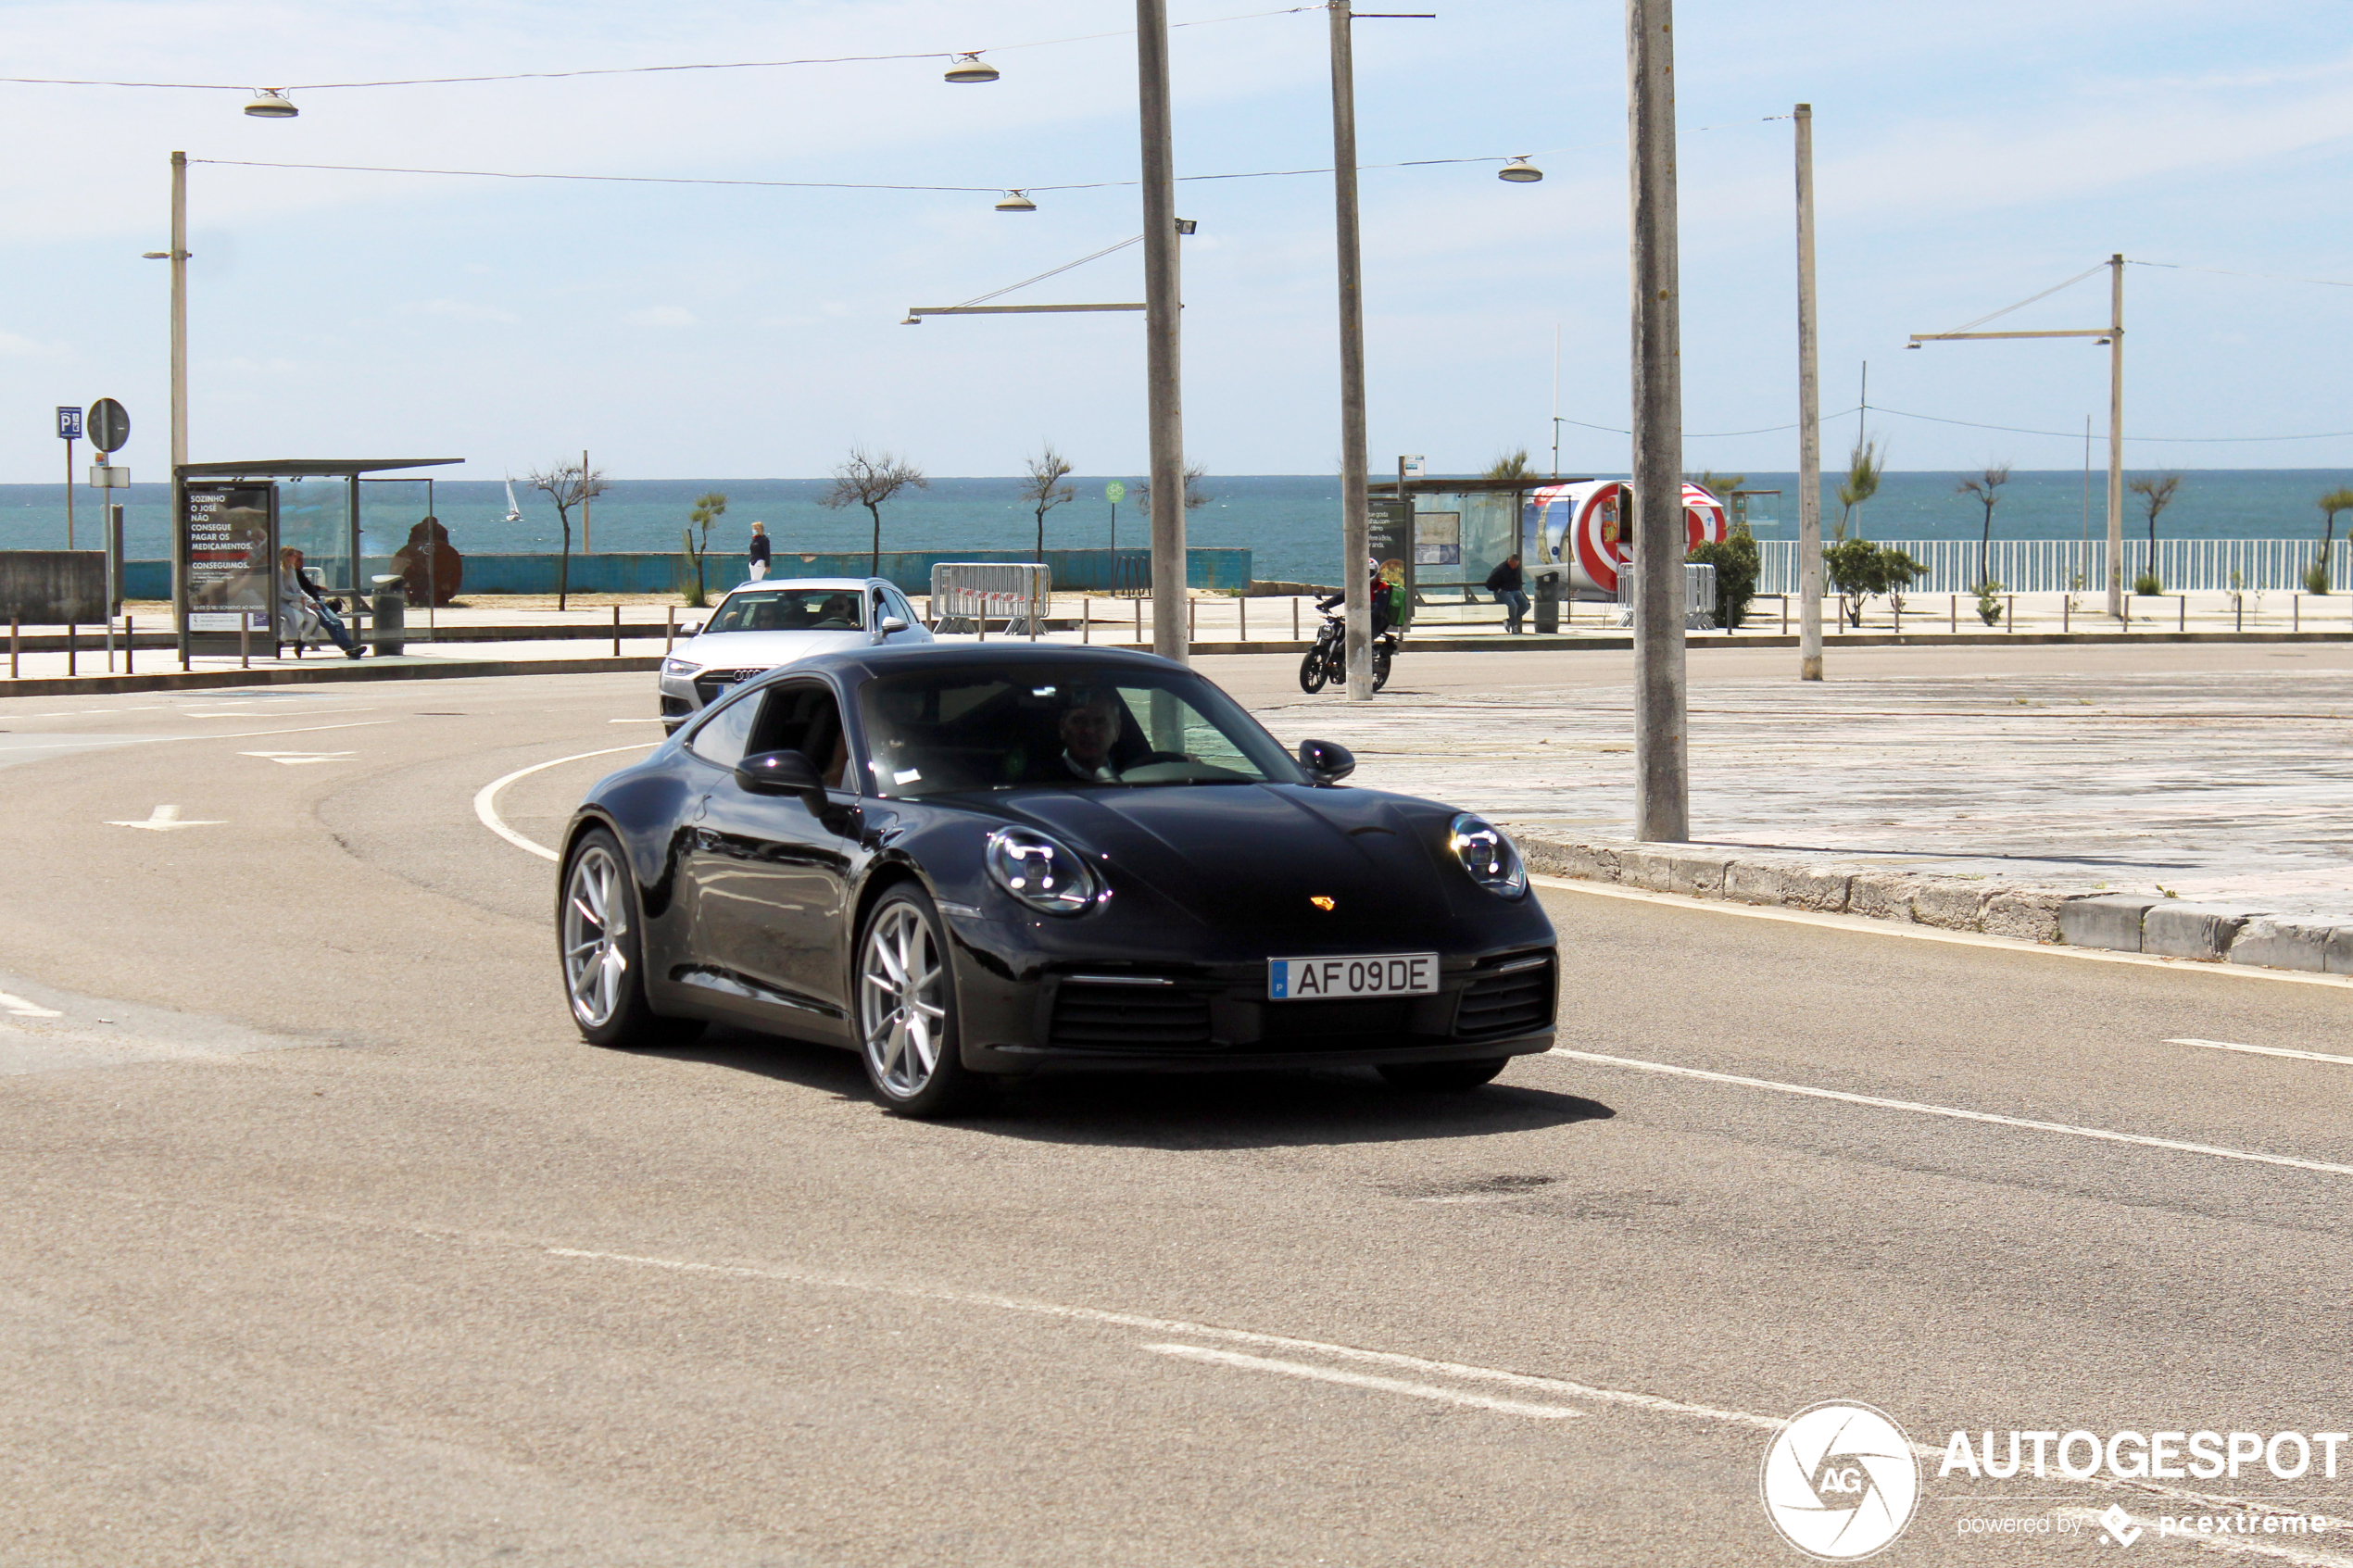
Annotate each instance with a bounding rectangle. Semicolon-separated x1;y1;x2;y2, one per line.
2;664;2349;1567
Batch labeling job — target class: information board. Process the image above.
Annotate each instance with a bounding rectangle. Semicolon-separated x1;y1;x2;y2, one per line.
1414;510;1461;567
182;482;278;651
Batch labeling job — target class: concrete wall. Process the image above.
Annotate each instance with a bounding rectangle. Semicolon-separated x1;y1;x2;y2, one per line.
117;547;1252;599
0;551;106;623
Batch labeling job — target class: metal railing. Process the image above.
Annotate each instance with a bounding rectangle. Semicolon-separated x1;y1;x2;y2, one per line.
1756;538;2352;595
928;561;1051;637
1612;561;1718;627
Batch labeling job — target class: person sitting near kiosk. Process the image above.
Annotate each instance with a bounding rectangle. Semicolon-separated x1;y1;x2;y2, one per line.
277;547;365;659
1484;554;1529;633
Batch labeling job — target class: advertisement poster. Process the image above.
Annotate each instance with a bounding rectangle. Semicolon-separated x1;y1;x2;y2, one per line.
182;482;277;646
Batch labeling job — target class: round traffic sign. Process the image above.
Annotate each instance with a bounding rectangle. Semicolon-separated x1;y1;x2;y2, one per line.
85;398;130;454
1105;481;1126;503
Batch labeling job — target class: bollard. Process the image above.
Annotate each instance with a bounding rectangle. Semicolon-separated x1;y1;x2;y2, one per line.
238;614;248;669
665;605;674;653
69;621;78;677
611;603;621;657
2294;594;2300;633
2062;597;2070;634
1949;596;1957;633
1134;597;1142;644
1082;597;1090;645
124;614;133;674
1239;595;1247;642
1292;597;1300;640
1189;598;1197;645
2179;596;2186;632
8;615;16;678
2235;596;2243;634
2006;595;2014;632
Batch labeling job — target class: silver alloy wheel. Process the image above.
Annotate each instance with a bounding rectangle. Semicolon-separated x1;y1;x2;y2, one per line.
860;900;949;1098
562;843;629;1029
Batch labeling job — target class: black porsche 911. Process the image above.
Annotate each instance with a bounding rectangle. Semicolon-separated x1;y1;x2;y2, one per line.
557;644;1557;1116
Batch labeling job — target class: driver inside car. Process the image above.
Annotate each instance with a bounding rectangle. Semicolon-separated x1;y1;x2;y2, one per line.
1055;688;1125;782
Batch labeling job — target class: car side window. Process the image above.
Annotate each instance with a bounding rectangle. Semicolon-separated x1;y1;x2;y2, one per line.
685;688;761;768
885;588;916;626
747;681;858;792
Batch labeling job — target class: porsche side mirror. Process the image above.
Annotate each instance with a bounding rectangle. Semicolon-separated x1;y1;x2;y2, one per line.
1297;738;1355;784
872;616;909;644
736;749;824;805
681;621;704;638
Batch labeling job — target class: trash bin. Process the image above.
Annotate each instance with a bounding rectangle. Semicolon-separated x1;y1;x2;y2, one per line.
1532;568;1562;634
371;575;406;656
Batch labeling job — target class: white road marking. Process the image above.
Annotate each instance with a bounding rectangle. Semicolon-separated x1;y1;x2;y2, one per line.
2170;1037;2353;1067
1531;875;2353;990
1140;1343;1582;1419
474;744;658;861
607;717;665;723
106;805;225;832
0;991;62;1018
238;750;358;765
542;1243;2351;1530
1547;1047;2353;1178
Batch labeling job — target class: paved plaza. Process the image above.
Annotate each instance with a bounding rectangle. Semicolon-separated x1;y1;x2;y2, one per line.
1267;654;2353;922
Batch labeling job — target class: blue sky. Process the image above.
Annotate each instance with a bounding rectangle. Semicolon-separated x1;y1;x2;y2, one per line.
3;0;2349;483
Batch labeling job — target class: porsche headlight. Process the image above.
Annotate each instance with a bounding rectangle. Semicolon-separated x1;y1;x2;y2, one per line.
1449;813;1528;898
661;657;701;678
986;826;1102;915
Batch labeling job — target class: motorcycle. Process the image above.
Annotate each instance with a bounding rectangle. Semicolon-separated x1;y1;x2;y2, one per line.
1298;608;1397;694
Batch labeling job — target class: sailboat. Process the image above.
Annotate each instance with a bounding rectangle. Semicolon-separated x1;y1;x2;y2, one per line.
502;476;523;524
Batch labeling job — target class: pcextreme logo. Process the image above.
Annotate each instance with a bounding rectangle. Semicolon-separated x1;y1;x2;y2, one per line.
1761;1401;1922;1561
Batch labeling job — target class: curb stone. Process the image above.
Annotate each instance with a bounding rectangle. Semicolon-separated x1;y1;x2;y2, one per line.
1509;830;2347;976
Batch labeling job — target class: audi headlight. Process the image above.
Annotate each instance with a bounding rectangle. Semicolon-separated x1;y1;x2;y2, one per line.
661;657;701;678
1449;813;1528;897
986;826;1102;915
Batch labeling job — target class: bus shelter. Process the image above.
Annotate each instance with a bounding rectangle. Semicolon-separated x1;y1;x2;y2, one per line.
171;458;459;659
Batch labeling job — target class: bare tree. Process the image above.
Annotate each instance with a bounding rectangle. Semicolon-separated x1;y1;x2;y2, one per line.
526;458;609;610
822;448;927;576
1135;461;1209;520
1019;445;1076;562
1834;433;1883;541
1955;462;2012;590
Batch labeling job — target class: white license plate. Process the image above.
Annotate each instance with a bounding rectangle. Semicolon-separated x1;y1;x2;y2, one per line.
1268;953;1439;1001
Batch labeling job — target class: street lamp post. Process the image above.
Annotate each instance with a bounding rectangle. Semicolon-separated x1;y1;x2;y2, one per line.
1910;255;2124;617
1793;104;1823;683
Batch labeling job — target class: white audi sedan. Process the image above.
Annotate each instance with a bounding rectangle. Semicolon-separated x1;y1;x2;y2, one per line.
658;577;932;730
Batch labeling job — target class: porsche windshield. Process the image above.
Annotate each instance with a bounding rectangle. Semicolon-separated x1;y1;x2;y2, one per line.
858;669;1301;796
706;588;868;633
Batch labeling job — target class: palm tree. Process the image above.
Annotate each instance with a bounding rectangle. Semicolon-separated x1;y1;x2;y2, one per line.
1484;449;1538;482
2128;473;2182;593
682;491;726;608
2312;487;2353;594
1955;463;2011;590
1833;434;1883;541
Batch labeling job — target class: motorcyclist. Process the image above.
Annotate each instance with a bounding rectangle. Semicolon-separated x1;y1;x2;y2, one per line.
1316;558;1392;637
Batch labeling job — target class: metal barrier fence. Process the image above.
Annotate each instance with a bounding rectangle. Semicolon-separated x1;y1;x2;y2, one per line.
928;561;1051;637
1612;562;1718;626
1756;538;2353;595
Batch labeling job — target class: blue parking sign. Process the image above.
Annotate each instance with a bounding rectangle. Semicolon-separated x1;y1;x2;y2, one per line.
56;406;82;440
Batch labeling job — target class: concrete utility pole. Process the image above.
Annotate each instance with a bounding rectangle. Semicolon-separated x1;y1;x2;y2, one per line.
170;150;190;652
1627;0;1688;841
1328;0;1373;698
1136;0;1189;666
1793;104;1823;683
2106;254;2125;618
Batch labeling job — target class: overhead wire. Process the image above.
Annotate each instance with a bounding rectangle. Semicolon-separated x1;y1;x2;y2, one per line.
0;6;1324;92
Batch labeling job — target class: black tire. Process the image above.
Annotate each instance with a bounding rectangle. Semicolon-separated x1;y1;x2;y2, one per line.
855;884;990;1117
1378;1057;1510;1091
560;827;693;1049
1371;644;1394;692
1298;647;1329;694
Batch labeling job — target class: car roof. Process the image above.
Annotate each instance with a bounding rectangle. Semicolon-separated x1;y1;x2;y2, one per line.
717;578;880;594
767;642;1186;686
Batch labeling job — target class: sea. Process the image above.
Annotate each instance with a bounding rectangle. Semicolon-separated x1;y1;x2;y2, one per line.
6;470;2347;587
